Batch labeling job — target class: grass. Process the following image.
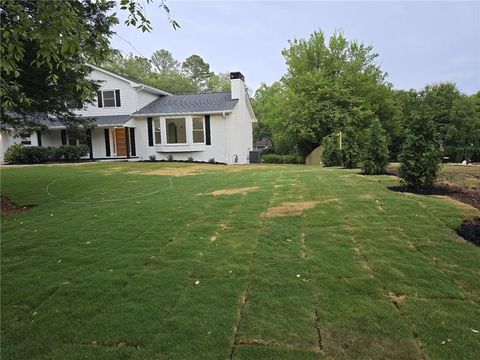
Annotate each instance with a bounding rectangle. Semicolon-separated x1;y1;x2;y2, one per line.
1;162;479;360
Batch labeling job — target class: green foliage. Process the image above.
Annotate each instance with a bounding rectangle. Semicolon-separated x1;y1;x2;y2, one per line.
1;0;178;130
148;154;157;162
443;146;480;163
3;144;89;164
182;55;213;91
342;127;362;169
361;119;390;175
261;154;303;164
208;158;215;163
167;154;174;161
321;133;343;166
399;112;441;189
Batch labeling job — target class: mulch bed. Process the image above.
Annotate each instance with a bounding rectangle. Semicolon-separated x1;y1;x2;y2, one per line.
456;217;480;247
386;168;480;210
1;196;36;216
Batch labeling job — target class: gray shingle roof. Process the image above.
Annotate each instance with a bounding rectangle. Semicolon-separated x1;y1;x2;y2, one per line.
78;115;130;126
134;92;238;116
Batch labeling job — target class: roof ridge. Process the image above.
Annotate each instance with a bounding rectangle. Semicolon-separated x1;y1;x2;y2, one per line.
172;91;231;96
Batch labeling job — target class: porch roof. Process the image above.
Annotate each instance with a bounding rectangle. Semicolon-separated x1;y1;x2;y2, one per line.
34;115;131;128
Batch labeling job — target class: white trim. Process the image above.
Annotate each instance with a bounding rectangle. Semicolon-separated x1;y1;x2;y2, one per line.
87;64;172;96
131;110;233;118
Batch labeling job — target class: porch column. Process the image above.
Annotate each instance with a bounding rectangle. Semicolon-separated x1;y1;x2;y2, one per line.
125;127;130;159
86;128;93;160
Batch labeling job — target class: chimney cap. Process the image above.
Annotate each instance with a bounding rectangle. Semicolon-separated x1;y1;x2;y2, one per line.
230;72;244;81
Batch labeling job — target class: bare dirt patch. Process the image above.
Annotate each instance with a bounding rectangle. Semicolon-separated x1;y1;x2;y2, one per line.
206;187;259;196
262;199;338;218
1;197;36;216
142;164;272;177
388;291;407;309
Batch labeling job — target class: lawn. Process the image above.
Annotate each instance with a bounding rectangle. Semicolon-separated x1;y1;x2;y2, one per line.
1;162;479;360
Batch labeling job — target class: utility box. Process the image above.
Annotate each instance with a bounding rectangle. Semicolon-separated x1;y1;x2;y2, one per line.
249;150;262;164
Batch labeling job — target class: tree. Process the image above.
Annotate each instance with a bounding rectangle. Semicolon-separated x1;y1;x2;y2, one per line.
361;119;390;175
342;126;362;168
399;105;441;189
278;30;393;157
102;52;152;82
208;73;231;92
321;133;343;166
182;55;213;91
1;0;178;130
151;49;180;74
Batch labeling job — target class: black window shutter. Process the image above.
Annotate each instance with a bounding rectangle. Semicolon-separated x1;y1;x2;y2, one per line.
147;117;154;146
115;90;121;107
130;128;136;156
104;129;111;157
205;115;211;145
61;129;67;145
36;131;42;146
97;91;103;108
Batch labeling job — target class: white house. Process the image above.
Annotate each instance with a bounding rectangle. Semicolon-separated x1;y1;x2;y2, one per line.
0;65;256;164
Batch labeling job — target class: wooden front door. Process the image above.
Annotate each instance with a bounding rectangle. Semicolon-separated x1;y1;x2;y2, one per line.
115;128;127;156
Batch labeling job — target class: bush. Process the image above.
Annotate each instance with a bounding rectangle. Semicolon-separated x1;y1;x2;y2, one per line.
262;154;302;164
167;154;174;162
361;119;390;175
342;127;361;169
399;114;441;189
4;144;27;164
3;144;89;164
148;154;157;162
187;156;194;162
321;133;342;166
208;158;215;163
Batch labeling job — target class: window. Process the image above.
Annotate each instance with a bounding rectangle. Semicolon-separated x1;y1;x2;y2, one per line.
154;118;161;144
166;118;186;144
103;90;116;107
98;90;121;108
192;117;205;143
20;132;31;145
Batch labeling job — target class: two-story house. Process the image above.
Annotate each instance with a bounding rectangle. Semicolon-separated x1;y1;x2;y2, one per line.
0;65;256;164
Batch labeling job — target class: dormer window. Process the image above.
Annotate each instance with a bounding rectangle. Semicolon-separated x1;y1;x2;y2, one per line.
97;90;121;108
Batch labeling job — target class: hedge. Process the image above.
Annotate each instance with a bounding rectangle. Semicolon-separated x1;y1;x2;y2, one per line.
262;154;303;164
4;144;90;164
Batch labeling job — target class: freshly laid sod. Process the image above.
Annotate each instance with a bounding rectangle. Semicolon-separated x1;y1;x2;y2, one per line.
1;162;479;360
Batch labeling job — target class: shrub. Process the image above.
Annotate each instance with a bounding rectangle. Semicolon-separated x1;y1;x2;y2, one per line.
148;154;157;162
443;146;480;163
399;114;441;189
342;127;361;169
261;154;302;164
4;144;89;164
57;144;89;161
361;119;390;175
4;144;27;164
167;154;174;162
187;156;194;162
208;158;215;163
321;133;342;166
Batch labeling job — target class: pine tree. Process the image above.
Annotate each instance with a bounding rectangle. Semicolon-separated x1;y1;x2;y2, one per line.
362;119;389;175
399;113;441;189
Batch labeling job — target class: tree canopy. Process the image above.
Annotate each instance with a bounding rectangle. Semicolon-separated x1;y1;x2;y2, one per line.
1;0;178;130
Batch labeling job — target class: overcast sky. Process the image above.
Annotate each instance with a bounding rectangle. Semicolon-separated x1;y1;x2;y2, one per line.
111;1;479;94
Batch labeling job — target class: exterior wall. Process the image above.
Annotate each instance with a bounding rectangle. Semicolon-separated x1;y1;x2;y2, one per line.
226;97;254;164
0;131;41;162
72;69;162;118
128;115;229;163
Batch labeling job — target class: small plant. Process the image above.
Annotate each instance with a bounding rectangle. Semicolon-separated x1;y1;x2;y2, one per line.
399;113;441;189
208;158;215;163
361;119;390;175
321;133;342;166
4;144;27;164
167;154;174;162
149;154;157;162
187;156;194;162
234;155;238;163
